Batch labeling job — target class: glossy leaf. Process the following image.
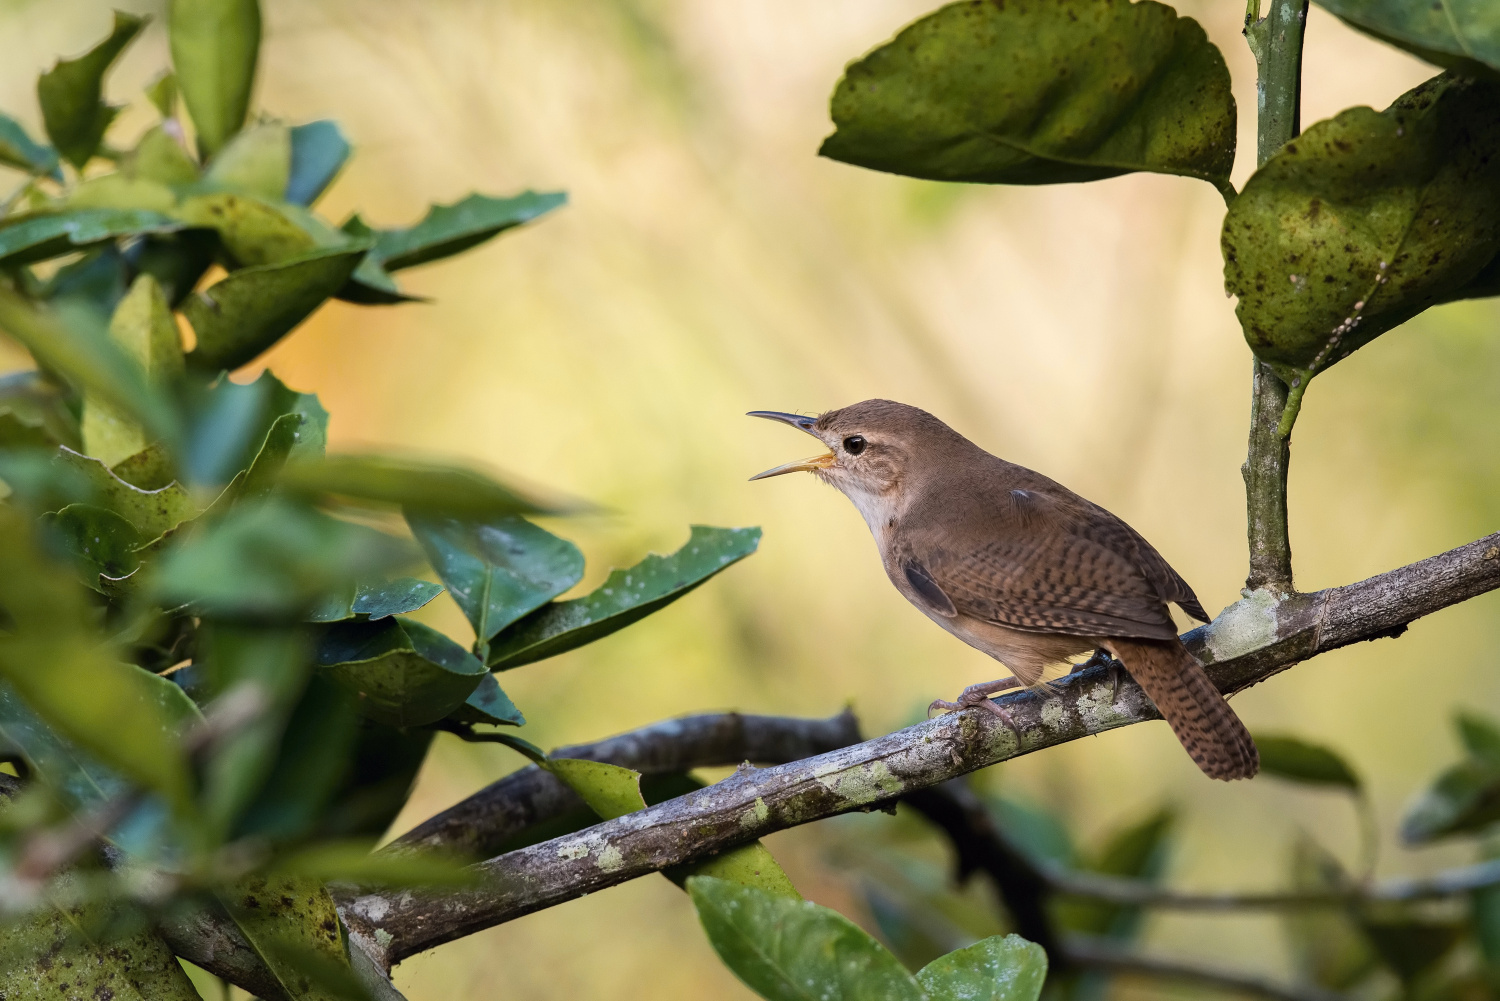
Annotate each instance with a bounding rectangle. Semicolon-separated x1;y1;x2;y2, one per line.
1223;74;1500;402
0;111;60;178
688;876;927;1001
284;453;556;519
448;671;525;727
151;498;413;618
487;526;761;669
202;120;290;199
192;411;302;522
916;935;1047;1001
308;576;446;623
317;616;486;727
37;11;146;169
819;0;1235;196
408;514;584;645
183;245;366;372
1254;734;1362;791
54;446;197;539
287;120;350;206
0;208;181;266
1314;0;1500;80
170;0;263;157
82;275;186;467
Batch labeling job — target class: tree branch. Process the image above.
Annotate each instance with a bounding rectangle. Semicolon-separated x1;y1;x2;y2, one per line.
1061;939;1346;1001
338;532;1500;969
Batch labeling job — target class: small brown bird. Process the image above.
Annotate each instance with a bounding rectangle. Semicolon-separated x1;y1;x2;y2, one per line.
749;400;1257;781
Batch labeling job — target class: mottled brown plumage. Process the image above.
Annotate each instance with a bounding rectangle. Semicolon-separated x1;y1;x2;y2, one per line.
749;399;1258;781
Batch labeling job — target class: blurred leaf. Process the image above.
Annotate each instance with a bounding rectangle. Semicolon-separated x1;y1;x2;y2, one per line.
181;369;326;487
1402;758;1500;843
0;873;204;1001
43;502;144;586
1254;734;1362;791
218;874;356;1001
339;191;566;301
129;125;199;186
688;876;927;1001
1359;914;1464;985
1223;74;1500;407
446;671;525;727
151;498;412;618
0;112;61;179
0;506;191;804
819;0;1235;196
54;446;197;539
308;577;446;624
198;411;302;518
487;525;761;669
170;0;262;158
146;71;178;119
37;11;146;169
0;681;124;808
1054;807;1174;940
81;275;186;467
1475;850;1500;976
174;192;322;266
1458;712;1500;766
183;245;365;372
128;229;218;306
408;513;583;645
202;121;291;200
915;934;1047;1001
318;721;434;840
988;795;1074;868
317;617;485;727
67;174;179;213
0;286;180;449
0;208;181;266
1314;0;1500;79
0;451;93;511
287;120;350;206
1282;836;1376;990
273;839;476;888
284;453;556;519
113;443;178;491
0;369;80;450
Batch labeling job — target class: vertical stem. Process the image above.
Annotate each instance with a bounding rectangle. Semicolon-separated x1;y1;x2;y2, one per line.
1241;0;1309;597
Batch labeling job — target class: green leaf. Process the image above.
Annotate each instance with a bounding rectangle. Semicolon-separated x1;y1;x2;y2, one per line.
188;411;302;523
819;0;1235;197
1254;734;1362;791
202;121;291;200
146;71;179;119
1222;74;1500;405
82;275;186;467
43;502;145;586
128;125;200;186
0;369;80;451
37;11;147;169
339;191;566;301
308;576;446;623
283;453;557;519
688;876;928;1001
1054;807;1174;940
316;616;486;727
54;446;197;539
0;112;61;179
183;245;366;372
131;230;219;306
217;874;357;1001
67;174;180;213
1457;712;1500;765
546;758;648;817
181;369;326;487
1313;0;1500;80
408;514;584;645
0;208;182;266
111;443;177;490
487;525;761;669
151;498;413;618
1400;758;1500;843
273;839;476;888
1358;914;1464;985
915;935;1047;1001
287;120;350;206
170;0;263;158
0;681;125;808
447;671;525;726
0;506;191;805
1281;836;1374;990
174;192;325;266
674;843;802;901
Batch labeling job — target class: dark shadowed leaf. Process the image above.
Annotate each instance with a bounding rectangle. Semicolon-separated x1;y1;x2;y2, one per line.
43;502;144;584
447;671;525;727
688;877;927;1001
0;369;80;450
1282;836;1374;990
317;616;485;727
916;935;1047;1001
1222;74;1500;407
183;245;365;372
1054;807;1174;940
53;446;197;539
487;525;760;669
282;453;556;519
1359;913;1464;984
170;0;262;158
0;681;124;808
308;577;445;623
287;120;350;206
129;229;219;306
819;0;1236;196
0;208;181;267
202;121;290;199
408;513;584;645
37;11;146;169
0;112;61;179
1401;758;1500;843
1457;712;1500;765
1314;0;1500;80
1255;734;1362;791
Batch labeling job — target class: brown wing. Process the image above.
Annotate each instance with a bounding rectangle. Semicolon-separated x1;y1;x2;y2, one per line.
904;479;1185;641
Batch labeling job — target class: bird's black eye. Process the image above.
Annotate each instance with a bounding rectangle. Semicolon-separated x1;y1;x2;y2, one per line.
843;435;866;455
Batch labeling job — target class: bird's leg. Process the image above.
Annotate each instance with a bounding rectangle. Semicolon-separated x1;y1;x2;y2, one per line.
929;677;1024;738
1070;648;1126;703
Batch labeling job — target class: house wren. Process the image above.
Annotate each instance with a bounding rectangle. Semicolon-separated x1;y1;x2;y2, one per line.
749;400;1258;781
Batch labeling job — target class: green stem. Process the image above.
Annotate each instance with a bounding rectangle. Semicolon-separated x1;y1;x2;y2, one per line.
1241;0;1309;597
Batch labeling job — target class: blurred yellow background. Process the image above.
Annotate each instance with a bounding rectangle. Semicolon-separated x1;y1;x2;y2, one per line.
4;0;1498;996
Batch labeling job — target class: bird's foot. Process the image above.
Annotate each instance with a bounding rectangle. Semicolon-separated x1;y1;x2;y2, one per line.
928;678;1023;739
1070;648;1126;703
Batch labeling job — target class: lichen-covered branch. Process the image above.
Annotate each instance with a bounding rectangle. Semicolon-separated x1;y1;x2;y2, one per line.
340;532;1500;969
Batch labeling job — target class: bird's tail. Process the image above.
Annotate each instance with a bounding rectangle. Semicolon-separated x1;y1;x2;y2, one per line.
1110;638;1259;781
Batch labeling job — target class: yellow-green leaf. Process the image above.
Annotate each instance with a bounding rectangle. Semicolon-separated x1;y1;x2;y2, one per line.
170;0;262;158
82;275;186;467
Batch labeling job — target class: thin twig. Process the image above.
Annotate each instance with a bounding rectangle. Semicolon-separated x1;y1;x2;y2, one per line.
1063;938;1347;1001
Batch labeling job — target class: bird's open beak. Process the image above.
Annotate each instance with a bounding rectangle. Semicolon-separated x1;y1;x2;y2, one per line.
747;411;834;481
